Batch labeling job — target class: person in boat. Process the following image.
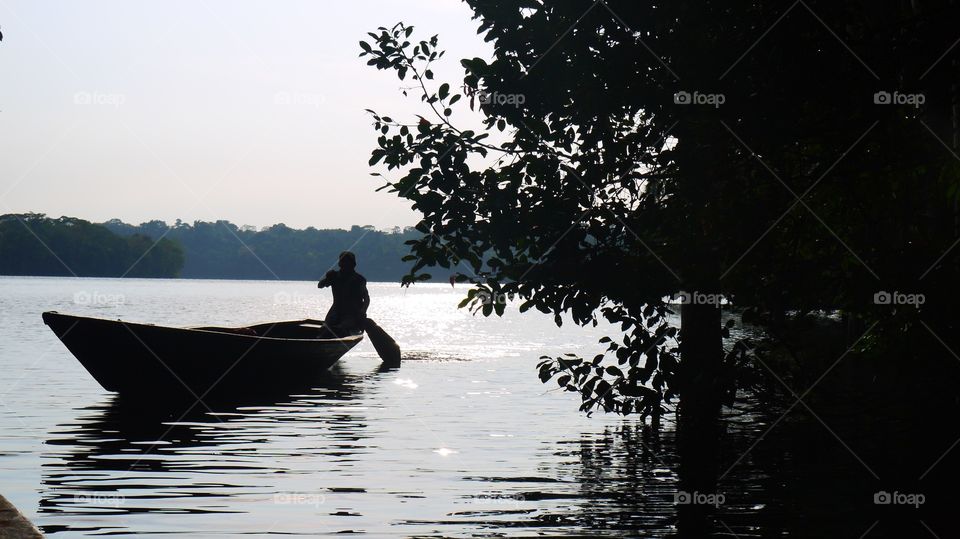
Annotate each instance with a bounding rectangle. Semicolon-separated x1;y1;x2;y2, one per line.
318;251;370;335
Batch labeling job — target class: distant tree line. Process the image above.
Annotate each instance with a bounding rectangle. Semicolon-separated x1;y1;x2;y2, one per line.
101;218;424;281
0;214;184;277
0;214;426;281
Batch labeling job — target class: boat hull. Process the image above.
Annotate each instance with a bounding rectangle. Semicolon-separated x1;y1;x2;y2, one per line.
42;312;362;399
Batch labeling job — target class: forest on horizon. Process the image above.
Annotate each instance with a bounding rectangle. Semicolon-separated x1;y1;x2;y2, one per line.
0;214;428;281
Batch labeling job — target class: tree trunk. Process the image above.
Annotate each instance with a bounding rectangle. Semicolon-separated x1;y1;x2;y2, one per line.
676;299;723;537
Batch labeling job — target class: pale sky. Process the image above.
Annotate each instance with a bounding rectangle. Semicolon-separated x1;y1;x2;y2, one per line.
0;0;492;229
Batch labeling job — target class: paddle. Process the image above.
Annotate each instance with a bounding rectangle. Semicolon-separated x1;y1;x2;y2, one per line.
363;318;401;365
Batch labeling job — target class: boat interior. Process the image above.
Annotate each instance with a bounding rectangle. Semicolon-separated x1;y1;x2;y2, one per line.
190;320;360;340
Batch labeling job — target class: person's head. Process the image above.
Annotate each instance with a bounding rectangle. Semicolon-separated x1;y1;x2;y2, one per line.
338;251;357;271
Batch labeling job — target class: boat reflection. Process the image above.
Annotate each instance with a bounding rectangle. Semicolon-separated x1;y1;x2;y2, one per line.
38;366;374;535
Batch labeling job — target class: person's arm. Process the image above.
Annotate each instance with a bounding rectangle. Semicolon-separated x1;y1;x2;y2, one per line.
318;270;336;288
360;282;370;314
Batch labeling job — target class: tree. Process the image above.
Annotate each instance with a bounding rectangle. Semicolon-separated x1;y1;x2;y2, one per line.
0;214;185;277
360;0;960;423
103;218;426;281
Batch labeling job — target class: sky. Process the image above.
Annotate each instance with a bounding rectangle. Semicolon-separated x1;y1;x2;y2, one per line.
0;0;493;230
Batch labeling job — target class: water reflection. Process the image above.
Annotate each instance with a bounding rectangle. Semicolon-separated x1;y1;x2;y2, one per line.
33;362;946;537
547;424;681;534
39;366;373;536
427;399;939;538
36;381;784;537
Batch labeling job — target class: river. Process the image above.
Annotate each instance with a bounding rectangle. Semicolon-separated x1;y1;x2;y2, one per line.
0;277;928;537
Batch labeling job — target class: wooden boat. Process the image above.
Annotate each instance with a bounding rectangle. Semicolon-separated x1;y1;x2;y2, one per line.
41;311;363;398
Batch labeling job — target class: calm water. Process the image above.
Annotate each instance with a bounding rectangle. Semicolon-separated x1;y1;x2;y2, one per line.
0;277;926;537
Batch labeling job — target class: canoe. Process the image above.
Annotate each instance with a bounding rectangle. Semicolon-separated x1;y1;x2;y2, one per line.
42;311;363;398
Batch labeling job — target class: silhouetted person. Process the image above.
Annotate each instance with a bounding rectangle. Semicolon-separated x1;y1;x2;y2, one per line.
318;251;369;335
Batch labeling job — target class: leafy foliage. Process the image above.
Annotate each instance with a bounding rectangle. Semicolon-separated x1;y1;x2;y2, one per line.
361;1;960;419
536;303;679;418
361;21;688;417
